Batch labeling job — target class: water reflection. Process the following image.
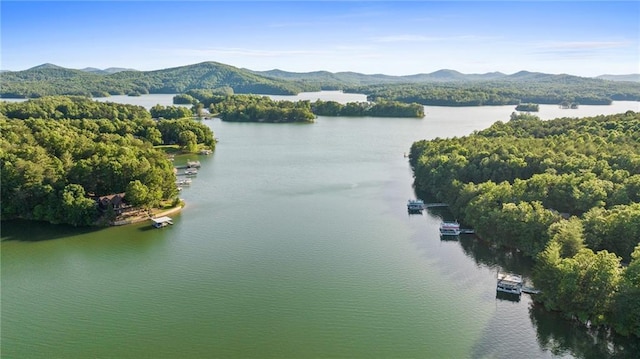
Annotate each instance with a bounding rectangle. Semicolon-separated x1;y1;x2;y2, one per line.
1;219;103;242
529;304;640;359
495;290;521;303
454;230;640;357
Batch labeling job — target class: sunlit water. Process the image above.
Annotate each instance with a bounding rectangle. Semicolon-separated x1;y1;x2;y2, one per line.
2;92;639;358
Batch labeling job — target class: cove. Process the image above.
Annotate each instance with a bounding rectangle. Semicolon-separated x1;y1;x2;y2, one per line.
2;94;639;358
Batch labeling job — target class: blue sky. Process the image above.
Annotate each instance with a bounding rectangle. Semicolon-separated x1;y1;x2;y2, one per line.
1;1;638;76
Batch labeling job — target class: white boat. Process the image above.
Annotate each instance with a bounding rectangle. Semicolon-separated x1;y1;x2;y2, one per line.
184;168;198;175
439;221;461;236
496;272;523;295
176;178;192;186
187;160;201;168
407;199;425;212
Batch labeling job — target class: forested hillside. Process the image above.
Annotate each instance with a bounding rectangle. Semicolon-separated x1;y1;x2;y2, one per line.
3;62;639;107
355;77;640;106
0;62;315;98
0;96;214;226
409;111;640;336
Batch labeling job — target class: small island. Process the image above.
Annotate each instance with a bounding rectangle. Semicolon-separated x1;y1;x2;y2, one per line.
560;100;579;109
515;103;539;112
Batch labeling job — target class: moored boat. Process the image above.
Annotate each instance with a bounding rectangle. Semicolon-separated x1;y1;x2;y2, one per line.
496;272;523;295
187;160;201;168
407;199;425;212
439;221;461;236
176;178;192;186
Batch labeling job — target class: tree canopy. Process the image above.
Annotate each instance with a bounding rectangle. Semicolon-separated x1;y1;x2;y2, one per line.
409;110;640;336
0;96;215;226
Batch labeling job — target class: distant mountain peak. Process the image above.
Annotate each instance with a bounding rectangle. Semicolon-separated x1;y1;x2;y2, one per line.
79;67;138;74
29;63;65;70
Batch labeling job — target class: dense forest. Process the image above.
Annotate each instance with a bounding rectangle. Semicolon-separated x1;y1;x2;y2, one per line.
353;78;640;106
0;62;313;98
311;99;424;117
515;103;539;112
3;62;639;108
0;96;214;225
203;94;317;123
175;90;425;120
409;111;640;337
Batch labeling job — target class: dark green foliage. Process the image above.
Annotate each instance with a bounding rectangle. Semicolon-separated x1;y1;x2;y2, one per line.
515;103;539;112
312;99;424;118
1;62;310;98
5;62;639;109
173;94;198;105
610;245;640;337
209;95;316;123
0;96;217;225
410;111;640;336
181;93;423;120
156;118;216;147
149;104;193;119
0;96;150;120
354;76;640;106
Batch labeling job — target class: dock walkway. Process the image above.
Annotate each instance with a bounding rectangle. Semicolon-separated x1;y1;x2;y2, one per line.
424;203;449;208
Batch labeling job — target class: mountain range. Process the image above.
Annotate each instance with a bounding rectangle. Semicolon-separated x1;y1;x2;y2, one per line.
1;61;639;103
5;63;639;83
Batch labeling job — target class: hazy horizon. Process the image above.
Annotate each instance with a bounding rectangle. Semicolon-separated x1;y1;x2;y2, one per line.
1;1;638;77
8;61;639;79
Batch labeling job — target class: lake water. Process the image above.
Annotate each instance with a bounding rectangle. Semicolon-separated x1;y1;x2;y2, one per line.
2;92;639;358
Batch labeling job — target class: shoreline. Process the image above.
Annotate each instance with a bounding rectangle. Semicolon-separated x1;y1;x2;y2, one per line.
111;200;185;226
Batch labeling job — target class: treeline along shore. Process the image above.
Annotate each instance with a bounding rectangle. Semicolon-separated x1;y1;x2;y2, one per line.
409;111;640;337
175;90;425;121
0;92;423;228
2;91;639;337
3;61;639;107
0;96;215;226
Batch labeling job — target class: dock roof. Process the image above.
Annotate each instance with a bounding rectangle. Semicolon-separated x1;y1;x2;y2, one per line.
151;216;173;224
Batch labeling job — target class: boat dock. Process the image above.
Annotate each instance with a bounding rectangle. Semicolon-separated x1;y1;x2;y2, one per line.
424;203;448;208
522;286;541;294
151;216;174;228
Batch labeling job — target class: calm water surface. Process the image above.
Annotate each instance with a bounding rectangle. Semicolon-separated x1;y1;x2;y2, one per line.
2;93;639;358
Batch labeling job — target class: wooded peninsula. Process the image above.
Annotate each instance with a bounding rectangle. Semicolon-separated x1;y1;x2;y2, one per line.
409;111;640;337
0;96;214;226
175;90;425;121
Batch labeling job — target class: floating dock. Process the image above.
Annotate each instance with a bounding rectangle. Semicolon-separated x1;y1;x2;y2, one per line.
522;286;541;294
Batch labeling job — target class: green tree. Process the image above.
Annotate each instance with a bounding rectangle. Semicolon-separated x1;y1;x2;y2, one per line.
125;180;150;208
610;245;640;337
60;184;96;226
178;130;198;152
548;217;585;258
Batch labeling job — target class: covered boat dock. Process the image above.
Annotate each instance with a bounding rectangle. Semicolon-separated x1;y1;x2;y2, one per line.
151;216;174;228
